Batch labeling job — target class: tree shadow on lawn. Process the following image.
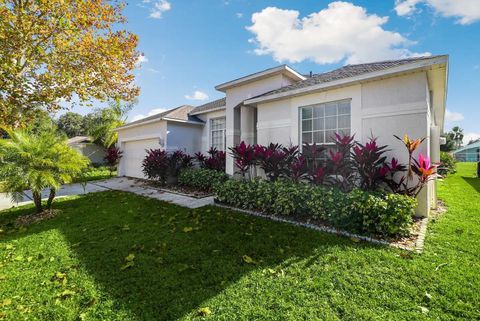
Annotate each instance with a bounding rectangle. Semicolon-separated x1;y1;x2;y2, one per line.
1;191;379;320
462;176;480;193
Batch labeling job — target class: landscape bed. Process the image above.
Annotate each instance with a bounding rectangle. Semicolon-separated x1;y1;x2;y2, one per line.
0;163;478;320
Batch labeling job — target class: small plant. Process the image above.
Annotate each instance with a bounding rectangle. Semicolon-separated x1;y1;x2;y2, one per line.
196;147;226;172
0;127;89;213
229;141;256;178
325;133;356;191
178;168;229;192
352;137;389;191
104;146;123;175
255;143;298;182
168;150;193;178
438;151;456;176
142;149;169;184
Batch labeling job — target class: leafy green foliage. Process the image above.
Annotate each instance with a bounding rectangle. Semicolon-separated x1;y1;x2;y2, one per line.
57;112;85;138
441;126;464;152
215;179;416;237
88;99;135;148
0;127;89;212
0;0;139;128
439;151;457;176
142;150;192;184
178;168;229;192
0;163;478;320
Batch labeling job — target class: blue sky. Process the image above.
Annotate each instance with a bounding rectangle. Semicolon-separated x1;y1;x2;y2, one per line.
73;0;480;143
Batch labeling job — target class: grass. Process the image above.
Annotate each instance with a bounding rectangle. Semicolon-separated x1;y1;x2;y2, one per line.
0;163;479;320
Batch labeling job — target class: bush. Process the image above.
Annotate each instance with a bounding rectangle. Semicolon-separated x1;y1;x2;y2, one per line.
195;147;226;172
178;168;229;192
142;149;193;184
439;151;456;176
215;179;416;238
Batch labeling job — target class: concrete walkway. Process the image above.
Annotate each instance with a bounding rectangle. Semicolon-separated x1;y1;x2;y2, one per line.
0;177;214;211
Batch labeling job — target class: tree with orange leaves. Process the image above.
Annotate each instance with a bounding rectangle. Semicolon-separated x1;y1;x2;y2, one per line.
0;0;140;128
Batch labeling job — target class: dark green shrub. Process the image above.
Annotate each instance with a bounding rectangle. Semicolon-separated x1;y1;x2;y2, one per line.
178;168;228;192
215;179;416;238
439;151;456;176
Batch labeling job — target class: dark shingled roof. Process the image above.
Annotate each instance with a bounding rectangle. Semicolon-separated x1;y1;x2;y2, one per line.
190;97;226;114
251;56;443;100
117;105;203;129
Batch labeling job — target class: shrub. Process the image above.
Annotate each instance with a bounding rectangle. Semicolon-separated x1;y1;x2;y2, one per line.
142;149;193;184
195;147;226;172
178;168;228;192
229;142;256;177
0;127;89;213
439;151;456;175
104;146;122;174
215;179;416;238
142;149;169;184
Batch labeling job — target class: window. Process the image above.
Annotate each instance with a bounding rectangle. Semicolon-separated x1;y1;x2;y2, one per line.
300;99;351;146
210;117;226;151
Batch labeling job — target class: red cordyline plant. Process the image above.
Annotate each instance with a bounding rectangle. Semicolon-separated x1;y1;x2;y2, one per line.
168;150;193;177
352;137;389;191
325;133;356;192
229;141;256;178
255;143;299;181
302;142;327;185
196;147;226;172
104;146;123;175
289;155;308;183
392;135;437;197
142;149;169;184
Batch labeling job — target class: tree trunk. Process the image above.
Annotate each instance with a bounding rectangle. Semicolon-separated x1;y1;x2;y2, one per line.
46;189;56;209
32;191;43;213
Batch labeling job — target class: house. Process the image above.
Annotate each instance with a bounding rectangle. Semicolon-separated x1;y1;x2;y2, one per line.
67;136;106;165
115;55;449;217
453;141;480;162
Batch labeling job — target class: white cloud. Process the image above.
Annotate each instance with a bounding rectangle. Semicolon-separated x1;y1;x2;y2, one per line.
184;90;209;101
150;0;171;19
395;0;480;24
247;2;428;65
236;12;244;18
130;108;168;122
445;109;465;122
463;133;480;145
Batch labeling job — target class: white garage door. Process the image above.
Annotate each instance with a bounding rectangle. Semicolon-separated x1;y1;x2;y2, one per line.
122;138;160;178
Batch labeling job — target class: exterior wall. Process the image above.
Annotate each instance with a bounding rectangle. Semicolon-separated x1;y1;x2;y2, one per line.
117;121;167;177
166;122;203;154
225;74;296;175
117;121;167;146
195;109;226;153
255;72;432;216
71;143;106;165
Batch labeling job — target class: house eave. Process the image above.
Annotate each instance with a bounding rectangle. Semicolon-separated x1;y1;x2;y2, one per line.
114;118;165;131
244;56;449;105
163;117;205;125
215;65;306;92
189;106;226;116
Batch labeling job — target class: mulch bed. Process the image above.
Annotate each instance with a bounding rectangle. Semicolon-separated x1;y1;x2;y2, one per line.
14;209;61;227
213;199;433;252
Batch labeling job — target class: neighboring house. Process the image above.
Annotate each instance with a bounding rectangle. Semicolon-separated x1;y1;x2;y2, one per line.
453;141;480;162
115;55;449;217
67;136;105;165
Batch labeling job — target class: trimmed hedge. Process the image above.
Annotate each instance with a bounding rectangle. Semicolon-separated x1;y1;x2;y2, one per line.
214;179;416;238
178;168;229;192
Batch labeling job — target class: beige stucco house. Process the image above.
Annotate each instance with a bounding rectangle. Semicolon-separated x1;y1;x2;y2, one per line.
115;55;449;217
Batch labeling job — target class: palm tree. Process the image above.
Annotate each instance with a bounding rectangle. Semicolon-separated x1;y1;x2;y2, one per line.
0;127;89;213
89;99;135;148
451;126;464;149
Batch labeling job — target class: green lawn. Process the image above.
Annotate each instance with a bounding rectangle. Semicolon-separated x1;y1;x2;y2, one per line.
0;163;478;320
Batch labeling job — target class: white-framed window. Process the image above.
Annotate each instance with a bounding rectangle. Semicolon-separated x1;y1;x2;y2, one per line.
299;99;351;147
210;117;226;151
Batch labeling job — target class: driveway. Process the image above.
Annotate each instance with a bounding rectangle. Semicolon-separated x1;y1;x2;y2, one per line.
0;177;214;211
